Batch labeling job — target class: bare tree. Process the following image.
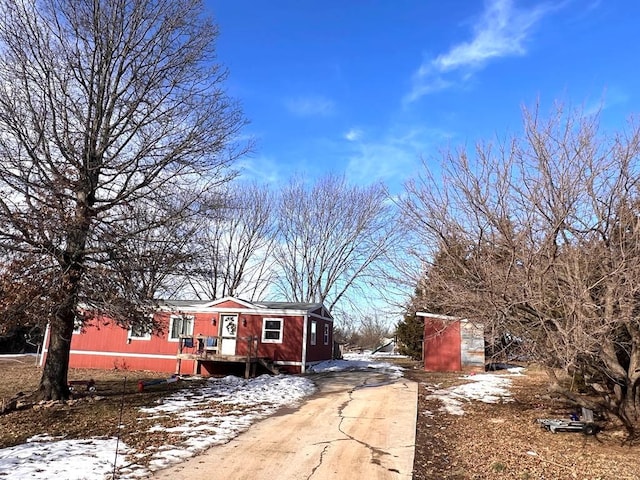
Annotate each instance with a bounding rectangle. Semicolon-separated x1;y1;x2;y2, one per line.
401;103;640;437
272;174;398;312
0;0;247;400
357;314;392;350
333;311;392;350
0;251;59;334
332;311;360;345
185;182;277;301
89;197;201;311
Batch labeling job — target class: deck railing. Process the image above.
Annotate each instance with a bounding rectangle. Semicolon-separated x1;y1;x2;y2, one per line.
176;335;260;378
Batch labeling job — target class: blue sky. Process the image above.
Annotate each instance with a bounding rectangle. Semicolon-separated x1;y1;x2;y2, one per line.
206;0;640;193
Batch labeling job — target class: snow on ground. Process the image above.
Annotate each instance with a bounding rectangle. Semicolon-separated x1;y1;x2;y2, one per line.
0;435;131;480
0;352;404;480
123;374;317;477
424;367;524;416
0;353;527;478
308;351;405;379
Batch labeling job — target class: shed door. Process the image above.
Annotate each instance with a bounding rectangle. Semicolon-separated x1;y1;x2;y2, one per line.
424;319;461;372
220;314;238;355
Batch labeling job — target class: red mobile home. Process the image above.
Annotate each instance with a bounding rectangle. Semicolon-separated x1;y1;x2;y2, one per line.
417;312;484;372
41;297;334;376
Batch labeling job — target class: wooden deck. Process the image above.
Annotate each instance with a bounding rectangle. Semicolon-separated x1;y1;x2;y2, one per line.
175;335;279;378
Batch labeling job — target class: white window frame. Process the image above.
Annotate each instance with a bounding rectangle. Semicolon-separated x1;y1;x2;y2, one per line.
262;318;283;344
310;320;317;346
128;323;152;341
72;316;83;334
323;323;330;345
168;315;194;342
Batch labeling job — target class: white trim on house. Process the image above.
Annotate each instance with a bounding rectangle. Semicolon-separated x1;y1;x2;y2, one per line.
261;318;284;343
416;312;460;321
128;326;152;341
213;307;319;316
168;315;194;342
301;314;309;374
309;312;333;322
69;350;177;360
64;353;306;368
273;360;303;367
310;320;317;346
200;296;257;309
158;297;334;321
39;323;51;367
159;305;322;317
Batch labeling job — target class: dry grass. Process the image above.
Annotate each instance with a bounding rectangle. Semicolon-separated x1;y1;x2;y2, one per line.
399;359;640;480
3;356;640;479
0;356;204;453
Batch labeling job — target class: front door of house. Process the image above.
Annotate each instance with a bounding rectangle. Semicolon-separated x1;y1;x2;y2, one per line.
220;314;238;355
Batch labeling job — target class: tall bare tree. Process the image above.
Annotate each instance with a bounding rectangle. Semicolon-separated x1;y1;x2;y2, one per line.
0;0;247;400
273;174;397;311
401;103;640;437
91;197;201;311
186;182;277;301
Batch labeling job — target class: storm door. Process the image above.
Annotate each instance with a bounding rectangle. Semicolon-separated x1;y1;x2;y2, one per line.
220;314;238;355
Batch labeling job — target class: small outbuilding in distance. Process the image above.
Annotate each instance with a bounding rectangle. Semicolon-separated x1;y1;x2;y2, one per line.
416;312;485;372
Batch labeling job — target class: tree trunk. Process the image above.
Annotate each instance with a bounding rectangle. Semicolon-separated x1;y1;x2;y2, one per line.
37;315;74;401
617;384;640;439
0;0;246;403
36;265;83;401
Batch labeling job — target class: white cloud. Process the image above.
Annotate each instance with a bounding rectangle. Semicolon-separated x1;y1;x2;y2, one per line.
584;87;630;116
285;95;335;117
343;125;453;192
236;123;453;196
406;0;556;102
236;154;284;185
344;128;363;141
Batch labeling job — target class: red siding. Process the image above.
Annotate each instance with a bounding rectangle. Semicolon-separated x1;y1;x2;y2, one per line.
263;316;304;365
43;299;334;376
423;318;461;372
305;318;333;362
65;313;208;373
216;313;305;369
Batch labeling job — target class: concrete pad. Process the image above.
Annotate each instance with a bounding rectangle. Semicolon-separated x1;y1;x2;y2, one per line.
152;371;417;480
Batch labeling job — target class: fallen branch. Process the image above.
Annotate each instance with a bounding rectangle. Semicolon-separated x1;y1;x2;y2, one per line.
0;392;31;414
524;450;576;474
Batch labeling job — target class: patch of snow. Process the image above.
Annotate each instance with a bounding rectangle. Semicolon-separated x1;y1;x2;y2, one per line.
0;435;130;480
309;352;404;379
132;374;316;476
0;375;315;480
425;369;523;416
0;352;403;479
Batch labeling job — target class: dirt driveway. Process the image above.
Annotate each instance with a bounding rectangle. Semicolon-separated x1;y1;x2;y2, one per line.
153;370;417;480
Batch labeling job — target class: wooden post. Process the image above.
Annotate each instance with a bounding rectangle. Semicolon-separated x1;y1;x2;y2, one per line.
175;337;183;375
252;336;259;377
244;336;252;379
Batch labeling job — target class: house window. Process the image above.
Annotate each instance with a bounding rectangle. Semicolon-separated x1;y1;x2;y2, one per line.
169;315;194;341
72;316;83;334
262;318;283;343
128;323;152;340
310;321;317;345
323;324;330;345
